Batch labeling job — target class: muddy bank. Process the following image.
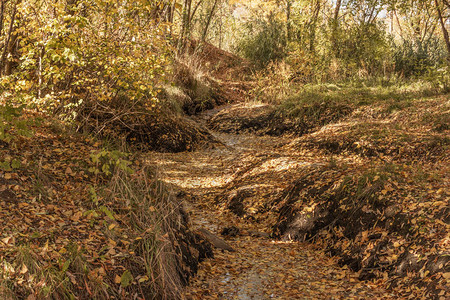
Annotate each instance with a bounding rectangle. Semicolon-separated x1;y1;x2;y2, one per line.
271;163;449;298
202;98;449;298
207;101;354;137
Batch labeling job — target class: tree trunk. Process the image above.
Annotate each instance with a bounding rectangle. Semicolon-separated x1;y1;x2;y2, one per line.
218;7;223;49
332;0;342;28
168;0;176;23
435;0;450;63
178;0;192;52
0;0;5;38
37;46;44;99
1;0;18;76
201;0;219;42
309;0;321;53
190;0;204;24
389;10;393;34
286;0;291;43
330;0;342;56
4;31;16;75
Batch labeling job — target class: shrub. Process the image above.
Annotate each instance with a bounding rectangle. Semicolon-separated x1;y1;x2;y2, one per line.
331;22;391;78
392;38;447;77
237;14;287;68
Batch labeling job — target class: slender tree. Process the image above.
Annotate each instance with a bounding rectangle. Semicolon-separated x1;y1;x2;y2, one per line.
331;0;342;55
0;0;18;76
201;0;220;42
309;0;321;53
435;0;450;62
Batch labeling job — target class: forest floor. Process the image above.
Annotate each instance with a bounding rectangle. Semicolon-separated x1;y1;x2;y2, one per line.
0;94;447;299
1;88;447;299
148;125;395;299
145;93;450;299
1;39;448;298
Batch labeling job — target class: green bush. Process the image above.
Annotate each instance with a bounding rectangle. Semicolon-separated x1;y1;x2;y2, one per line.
0;101;33;144
237;15;287;68
331;23;390;77
392;38;447;77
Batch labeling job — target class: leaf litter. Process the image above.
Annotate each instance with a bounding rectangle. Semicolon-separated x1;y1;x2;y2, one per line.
149;95;448;299
1;93;448;299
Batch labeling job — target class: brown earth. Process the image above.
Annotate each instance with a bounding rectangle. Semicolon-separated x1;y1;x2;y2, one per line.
146;94;449;299
148;92;450;299
0;112;212;299
147;131;396;299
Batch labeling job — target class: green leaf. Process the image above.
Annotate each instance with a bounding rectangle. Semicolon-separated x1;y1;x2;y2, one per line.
62;260;71;272
100;206;115;220
90;152;100;163
11;159;21;169
89;185;98;205
102;163;111;175
0;161;11;171
120;270;133;287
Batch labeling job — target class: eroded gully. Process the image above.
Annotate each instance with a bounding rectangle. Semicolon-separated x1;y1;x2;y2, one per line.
146;104;397;300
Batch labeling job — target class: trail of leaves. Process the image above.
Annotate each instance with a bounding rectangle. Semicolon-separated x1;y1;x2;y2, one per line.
148;134;396;299
149;96;449;299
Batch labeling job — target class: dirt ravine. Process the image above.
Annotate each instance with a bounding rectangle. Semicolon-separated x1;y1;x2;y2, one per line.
146;104;397;299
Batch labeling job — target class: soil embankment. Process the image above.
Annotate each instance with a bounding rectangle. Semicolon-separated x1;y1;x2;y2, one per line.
148;94;449;299
148;127;394;299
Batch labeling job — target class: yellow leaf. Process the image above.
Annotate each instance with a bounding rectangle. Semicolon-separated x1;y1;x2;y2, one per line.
361;231;368;242
1;236;14;246
65;167;73;175
20;264;28;274
115;274;121;284
71;211;82;222
108;237;117;245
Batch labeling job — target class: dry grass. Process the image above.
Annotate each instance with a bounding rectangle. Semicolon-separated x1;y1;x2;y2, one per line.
105;168;185;299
